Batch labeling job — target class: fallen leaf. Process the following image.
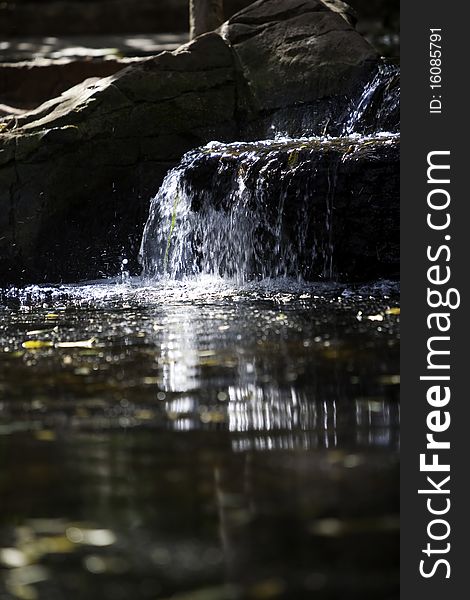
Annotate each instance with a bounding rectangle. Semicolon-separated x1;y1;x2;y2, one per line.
27;326;59;336
35;430;56;442
22;340;53;349
56;338;96;349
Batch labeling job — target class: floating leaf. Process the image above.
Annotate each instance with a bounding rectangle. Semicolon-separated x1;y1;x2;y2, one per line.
0;548;28;568
35;430;56;442
45;313;59;320
56;338;96;349
27;326;58;336
134;409;155;421
66;527;116;547
198;349;216;358
386;307;400;315
22;340;53;349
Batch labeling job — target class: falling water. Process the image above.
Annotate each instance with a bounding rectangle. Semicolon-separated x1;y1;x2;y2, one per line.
140;136;399;283
140;62;400;284
341;61;400;135
139;142;322;283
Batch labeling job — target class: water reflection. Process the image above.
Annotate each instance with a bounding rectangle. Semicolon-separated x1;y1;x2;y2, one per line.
0;281;399;599
162;387;400;452
159;307;200;393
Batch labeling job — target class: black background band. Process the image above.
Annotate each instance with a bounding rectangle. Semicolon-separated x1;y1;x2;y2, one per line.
401;0;468;596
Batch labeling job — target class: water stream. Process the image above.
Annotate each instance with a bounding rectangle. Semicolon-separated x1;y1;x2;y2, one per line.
0;63;400;600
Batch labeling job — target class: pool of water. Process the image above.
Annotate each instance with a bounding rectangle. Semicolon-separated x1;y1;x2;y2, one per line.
0;277;399;599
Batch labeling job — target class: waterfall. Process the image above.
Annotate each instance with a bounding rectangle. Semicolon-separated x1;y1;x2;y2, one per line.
341;61;400;135
140;142;327;283
139;63;400;283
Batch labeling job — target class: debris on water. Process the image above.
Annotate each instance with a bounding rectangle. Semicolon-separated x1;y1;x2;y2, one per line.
366;314;384;322
56;338;96;349
22;340;53;349
26;327;58;336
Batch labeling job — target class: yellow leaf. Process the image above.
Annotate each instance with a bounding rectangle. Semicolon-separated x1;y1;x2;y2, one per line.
35;430;56;442
386;307;401;315
22;340;53;349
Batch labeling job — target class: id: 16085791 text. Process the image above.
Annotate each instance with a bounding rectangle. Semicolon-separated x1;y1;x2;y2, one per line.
429;28;443;115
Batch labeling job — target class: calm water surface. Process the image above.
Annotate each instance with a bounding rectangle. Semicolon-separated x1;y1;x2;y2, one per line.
0;277;399;600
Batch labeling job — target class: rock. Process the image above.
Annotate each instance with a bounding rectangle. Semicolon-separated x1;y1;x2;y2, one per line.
0;0;381;285
0;59;142;111
222;0;376;116
0;35;189;112
322;0;358;26
190;0;225;39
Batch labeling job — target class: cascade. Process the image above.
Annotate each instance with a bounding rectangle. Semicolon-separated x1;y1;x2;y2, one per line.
140;63;400;283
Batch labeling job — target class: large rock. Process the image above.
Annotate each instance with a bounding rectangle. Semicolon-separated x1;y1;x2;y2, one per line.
222;0;371;111
0;59;127;111
0;0;379;285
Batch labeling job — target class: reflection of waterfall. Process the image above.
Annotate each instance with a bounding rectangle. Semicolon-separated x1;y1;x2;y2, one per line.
162;386;399;451
158;307;200;393
154;306;399;453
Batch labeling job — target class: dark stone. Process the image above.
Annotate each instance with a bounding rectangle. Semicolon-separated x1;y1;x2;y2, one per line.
0;0;383;285
0;60;139;111
222;0;377;115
